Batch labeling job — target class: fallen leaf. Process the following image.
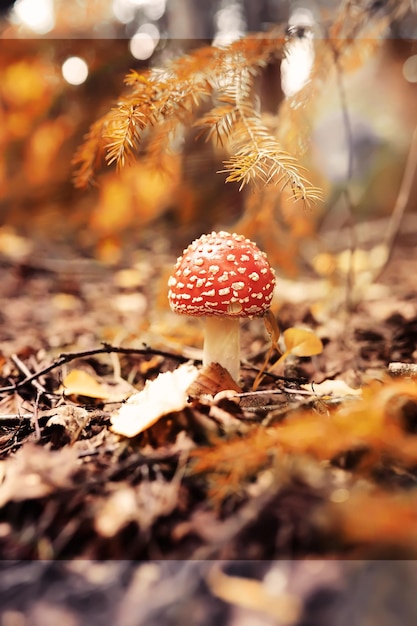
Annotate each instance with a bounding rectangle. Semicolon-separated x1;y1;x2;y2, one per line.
60;369;132;402
0;444;79;507
206;564;301;624
61;369;111;400
110;363;199;437
187;362;241;399
44;405;90;444
283;327;324;357
302;379;362;398
268;327;324;375
95;487;138;537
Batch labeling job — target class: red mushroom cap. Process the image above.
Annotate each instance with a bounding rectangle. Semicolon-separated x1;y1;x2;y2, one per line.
168;231;276;317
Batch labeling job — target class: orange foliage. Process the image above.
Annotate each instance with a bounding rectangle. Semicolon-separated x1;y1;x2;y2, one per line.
330;489;417;552
191;378;417;503
89;160;180;237
25;118;73;185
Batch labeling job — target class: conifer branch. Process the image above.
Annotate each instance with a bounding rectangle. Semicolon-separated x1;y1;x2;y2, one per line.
104;102;147;168
72;116;110;188
73;4;411;192
72;29;288;189
215;67;323;204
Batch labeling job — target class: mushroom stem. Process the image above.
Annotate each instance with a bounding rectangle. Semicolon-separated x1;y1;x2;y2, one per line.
203;316;240;382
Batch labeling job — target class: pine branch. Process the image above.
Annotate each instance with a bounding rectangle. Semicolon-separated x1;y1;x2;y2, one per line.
72;29;286;188
194;100;240;147
213;61;323;204
220;119;323;203
73;4;411;190
104;102;147;168
72;116;110;189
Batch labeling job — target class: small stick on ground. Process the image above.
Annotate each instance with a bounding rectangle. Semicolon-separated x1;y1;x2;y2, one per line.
0;344;189;396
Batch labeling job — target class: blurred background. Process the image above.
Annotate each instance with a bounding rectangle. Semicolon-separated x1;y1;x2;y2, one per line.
0;0;417;269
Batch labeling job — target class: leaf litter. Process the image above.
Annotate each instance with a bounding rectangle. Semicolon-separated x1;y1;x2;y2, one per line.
0;229;417;623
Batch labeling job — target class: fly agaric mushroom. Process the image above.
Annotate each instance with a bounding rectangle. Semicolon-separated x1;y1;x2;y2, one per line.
168;231;276;382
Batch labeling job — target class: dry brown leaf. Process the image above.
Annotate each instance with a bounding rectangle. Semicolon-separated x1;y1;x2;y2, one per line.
0;444;79;507
44;405;91;444
94;487;138;537
187;362;241;399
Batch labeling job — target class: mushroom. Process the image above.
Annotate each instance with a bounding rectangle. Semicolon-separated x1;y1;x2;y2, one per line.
168;231;276;382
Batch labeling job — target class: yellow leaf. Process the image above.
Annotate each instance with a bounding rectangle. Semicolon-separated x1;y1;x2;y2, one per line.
283;327;323;357
206;564;301;623
61;369;111;400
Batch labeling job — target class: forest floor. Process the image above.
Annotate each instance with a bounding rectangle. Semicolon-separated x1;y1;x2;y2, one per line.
1;224;417;626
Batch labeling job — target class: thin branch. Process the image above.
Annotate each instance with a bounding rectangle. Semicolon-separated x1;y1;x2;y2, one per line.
333;52;358;314
0;344;189;396
11;353;48;395
373;124;417;280
0;414;33;421
32;389;42;440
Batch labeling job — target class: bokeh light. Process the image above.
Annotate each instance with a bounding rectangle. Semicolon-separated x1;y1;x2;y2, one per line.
403;55;417;83
62;57;89;86
11;0;55;34
281;8;315;97
129;32;156;60
112;0;166;25
213;1;245;47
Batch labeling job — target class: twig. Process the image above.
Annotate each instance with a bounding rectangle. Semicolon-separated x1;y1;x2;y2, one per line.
32;389;42;440
0;414;33;421
0;344;189;396
333;52;358;315
11;354;48;395
241;360;305;384
373;124;417;281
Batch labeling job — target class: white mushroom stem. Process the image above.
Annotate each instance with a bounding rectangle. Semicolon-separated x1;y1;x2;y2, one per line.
203;316;240;382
